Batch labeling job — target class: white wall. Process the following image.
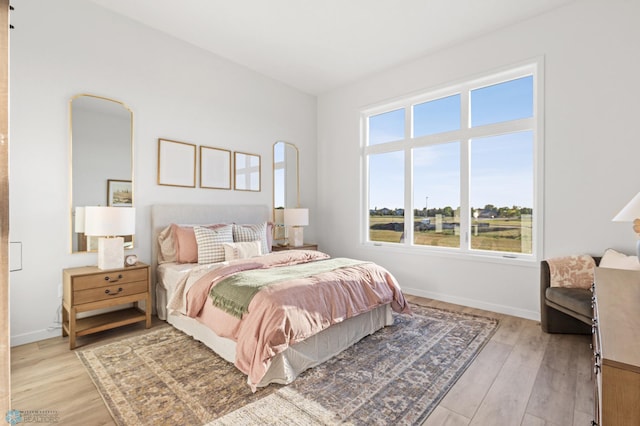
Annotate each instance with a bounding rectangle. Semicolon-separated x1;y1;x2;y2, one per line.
317;0;640;319
9;0;317;345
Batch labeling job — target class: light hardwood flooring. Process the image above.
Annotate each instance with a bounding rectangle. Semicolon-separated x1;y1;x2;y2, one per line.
11;296;594;425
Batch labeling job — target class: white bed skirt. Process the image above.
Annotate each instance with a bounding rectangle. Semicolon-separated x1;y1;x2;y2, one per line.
162;286;393;387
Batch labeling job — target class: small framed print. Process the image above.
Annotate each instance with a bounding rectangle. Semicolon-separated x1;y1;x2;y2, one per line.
157;138;197;187
200;146;231;190
234;151;261;192
107;179;132;207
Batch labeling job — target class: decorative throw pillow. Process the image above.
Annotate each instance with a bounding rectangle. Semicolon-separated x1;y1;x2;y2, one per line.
233;222;269;255
223;241;262;261
172;224;199;264
547;255;595;289
157;225;177;264
599;248;640;270
194;225;234;264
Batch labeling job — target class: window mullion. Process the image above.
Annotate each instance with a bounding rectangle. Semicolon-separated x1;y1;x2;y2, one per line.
459;89;470;252
404;106;413;246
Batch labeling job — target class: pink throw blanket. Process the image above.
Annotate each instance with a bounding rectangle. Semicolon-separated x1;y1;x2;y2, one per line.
184;250;411;390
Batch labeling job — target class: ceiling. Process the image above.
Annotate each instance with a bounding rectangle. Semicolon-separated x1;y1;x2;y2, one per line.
89;0;575;95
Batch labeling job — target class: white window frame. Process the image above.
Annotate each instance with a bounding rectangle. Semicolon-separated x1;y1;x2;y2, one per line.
361;59;544;262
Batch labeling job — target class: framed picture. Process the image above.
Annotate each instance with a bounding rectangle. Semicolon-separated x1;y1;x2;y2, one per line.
107;179;132;207
234;151;261;192
200;146;231;190
157;138;197;187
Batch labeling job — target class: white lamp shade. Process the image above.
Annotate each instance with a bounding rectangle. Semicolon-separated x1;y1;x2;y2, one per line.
613;192;640;222
284;208;309;227
74;207;85;233
84;206;136;236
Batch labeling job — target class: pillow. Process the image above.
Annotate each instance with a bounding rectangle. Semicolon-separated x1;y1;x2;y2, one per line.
223;241;262;261
599;248;640;270
266;222;274;253
194;225;234;264
547;255;595;289
170;223;230;264
172;224;199;264
157;225;176;264
233;222;269;255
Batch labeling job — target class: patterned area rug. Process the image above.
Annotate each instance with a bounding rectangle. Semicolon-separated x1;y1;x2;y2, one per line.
77;304;498;425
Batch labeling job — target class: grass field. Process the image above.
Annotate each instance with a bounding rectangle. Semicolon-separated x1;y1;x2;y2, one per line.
369;215;532;254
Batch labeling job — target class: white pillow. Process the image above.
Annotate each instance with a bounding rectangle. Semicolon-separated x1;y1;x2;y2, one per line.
599;248;640;270
232;222;269;255
223;241;262;261
193;225;233;264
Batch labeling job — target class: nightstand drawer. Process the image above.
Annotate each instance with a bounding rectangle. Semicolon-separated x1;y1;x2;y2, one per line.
72;268;148;291
73;280;148;305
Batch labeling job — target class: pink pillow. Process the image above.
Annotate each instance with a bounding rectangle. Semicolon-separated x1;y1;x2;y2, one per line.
171;223;229;264
171;225;198;263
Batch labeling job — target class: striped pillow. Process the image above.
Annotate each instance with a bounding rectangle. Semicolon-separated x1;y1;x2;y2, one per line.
232;222;268;255
194;225;233;264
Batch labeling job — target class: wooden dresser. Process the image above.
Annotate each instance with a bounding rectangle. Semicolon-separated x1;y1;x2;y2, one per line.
62;263;151;349
592;267;640;425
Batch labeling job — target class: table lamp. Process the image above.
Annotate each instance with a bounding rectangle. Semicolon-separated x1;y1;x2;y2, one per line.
612;191;640;261
284;208;308;247
84;206;136;270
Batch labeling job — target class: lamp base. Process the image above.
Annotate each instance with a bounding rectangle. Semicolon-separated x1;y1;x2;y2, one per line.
98;237;124;270
289;227;304;247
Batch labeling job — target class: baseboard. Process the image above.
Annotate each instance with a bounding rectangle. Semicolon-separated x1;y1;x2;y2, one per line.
403;286;540;322
11;327;61;347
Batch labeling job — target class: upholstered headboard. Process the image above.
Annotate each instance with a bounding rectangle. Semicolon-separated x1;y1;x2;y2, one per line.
150;204;271;312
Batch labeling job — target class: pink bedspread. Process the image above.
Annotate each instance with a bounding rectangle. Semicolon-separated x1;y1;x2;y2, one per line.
184;250;410;390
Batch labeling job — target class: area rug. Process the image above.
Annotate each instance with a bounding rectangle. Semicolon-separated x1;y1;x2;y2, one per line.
77;304;498;425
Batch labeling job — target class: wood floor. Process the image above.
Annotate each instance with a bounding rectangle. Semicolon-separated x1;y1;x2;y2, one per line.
10;296;594;425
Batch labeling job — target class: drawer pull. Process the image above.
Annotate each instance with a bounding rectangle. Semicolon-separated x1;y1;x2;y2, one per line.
594;363;601;375
104;274;124;282
105;287;124;295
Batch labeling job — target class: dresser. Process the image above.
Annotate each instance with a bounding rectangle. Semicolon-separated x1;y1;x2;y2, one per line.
592;267;640;425
62;263;151;349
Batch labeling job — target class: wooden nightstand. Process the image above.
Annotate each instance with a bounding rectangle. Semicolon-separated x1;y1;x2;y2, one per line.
62;262;151;349
272;243;318;252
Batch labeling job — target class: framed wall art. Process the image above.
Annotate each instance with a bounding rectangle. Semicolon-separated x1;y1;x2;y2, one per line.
107;179;132;207
200;146;231;190
157;138;196;188
234;151;261;192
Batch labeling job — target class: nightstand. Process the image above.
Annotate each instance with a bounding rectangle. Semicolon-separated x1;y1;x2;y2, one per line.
62;262;151;349
272;243;318;252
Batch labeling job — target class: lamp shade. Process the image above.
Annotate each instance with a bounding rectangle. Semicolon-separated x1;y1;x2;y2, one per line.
74;206;85;233
613;192;640;222
284;208;308;227
84;206;136;236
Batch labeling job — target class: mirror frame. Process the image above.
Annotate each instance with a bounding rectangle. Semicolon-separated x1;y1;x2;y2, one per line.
273;140;300;227
69;93;134;253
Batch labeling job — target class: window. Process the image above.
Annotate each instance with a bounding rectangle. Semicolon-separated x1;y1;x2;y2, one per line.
362;64;540;258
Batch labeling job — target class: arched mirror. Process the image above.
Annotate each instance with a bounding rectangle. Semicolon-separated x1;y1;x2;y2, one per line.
70;94;134;253
273;141;299;209
273;141;299;240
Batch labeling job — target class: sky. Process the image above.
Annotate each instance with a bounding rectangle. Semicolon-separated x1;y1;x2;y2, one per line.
368;75;533;210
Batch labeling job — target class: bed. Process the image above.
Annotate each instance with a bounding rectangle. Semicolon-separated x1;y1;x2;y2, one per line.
151;204;410;391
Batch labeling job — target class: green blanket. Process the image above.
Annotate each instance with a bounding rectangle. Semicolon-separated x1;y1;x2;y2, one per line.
209;258;366;318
